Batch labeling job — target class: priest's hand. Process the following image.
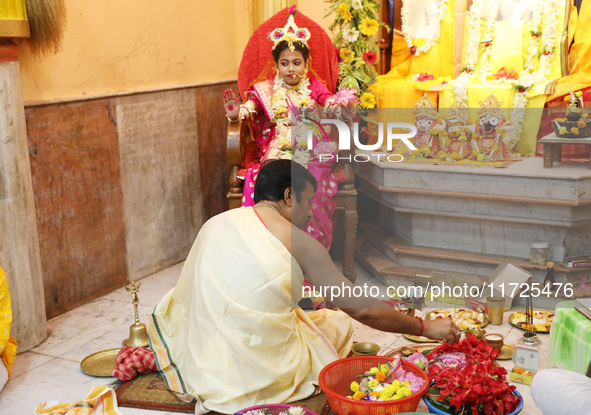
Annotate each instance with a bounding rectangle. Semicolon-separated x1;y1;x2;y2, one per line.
223;89;240;121
423;317;460;344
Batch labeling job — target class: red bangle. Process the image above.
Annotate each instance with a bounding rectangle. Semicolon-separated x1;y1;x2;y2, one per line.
416;316;424;336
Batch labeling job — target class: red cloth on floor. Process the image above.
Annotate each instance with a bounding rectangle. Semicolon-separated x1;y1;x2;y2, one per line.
111;346;157;381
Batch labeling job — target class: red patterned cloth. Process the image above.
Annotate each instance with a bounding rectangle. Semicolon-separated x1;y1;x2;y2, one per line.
111;346;157;381
237;7;339;100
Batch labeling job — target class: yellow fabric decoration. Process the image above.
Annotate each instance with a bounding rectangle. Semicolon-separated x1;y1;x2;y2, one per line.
0;266;17;378
35;386;123;415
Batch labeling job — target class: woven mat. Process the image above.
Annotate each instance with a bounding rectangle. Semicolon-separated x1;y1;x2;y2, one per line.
112;372;329;414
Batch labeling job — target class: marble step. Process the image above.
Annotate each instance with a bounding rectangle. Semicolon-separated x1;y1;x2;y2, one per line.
354;232;571;309
356;172;591;261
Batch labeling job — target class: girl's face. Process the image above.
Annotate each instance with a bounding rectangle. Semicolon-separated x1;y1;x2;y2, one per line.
275;48;307;86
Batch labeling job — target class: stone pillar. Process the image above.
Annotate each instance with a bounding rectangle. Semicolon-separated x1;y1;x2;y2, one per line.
0;40;47;351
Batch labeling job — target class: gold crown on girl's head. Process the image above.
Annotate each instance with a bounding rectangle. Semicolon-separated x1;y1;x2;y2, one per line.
413;93;439;119
269;8;311;52
478;93;505;119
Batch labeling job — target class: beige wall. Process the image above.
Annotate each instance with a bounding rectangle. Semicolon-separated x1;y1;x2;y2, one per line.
16;1;335;103
18;0;250;102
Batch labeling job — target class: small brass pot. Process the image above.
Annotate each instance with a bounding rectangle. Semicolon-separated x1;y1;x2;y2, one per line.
351;342;380;356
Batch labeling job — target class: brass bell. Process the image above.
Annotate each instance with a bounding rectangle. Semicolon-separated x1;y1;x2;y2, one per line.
122;281;150;348
123;322;150;348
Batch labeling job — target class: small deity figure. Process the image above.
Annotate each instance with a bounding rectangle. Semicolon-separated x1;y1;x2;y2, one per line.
442;107;473;161
411;93;443;158
126;281;141;307
565;91;584;121
473;94;512;162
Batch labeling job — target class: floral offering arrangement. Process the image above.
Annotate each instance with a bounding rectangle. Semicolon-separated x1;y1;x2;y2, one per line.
347;357;425;401
325;0;386;108
424;335;521;415
237;406;308;415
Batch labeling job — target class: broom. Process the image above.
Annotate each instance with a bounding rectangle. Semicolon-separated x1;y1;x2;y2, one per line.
25;0;66;55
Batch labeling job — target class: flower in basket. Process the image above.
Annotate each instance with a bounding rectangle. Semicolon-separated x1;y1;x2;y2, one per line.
406;352;428;369
239;406;307;415
347;358;425;401
427;361;520;415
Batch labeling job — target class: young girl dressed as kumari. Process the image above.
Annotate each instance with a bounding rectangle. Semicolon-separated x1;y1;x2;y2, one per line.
223;7;353;250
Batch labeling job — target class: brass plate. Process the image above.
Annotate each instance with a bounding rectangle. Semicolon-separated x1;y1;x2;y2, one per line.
424;308;489;329
496;343;517;360
80;348;121;377
386;343;441;357
403;333;441;343
508;310;553;333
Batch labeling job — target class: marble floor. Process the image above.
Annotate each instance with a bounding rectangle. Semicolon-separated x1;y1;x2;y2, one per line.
0;261;547;414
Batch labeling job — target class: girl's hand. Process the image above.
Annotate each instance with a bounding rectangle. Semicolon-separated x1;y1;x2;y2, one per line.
223;89;240;120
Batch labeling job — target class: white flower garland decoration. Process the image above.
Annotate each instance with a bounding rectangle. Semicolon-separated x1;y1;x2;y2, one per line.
451;0;484;108
506;0;560;150
401;0;450;56
477;0;499;83
269;74;313;163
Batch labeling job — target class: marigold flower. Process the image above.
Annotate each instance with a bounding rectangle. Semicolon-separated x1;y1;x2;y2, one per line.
352;391;365;400
368;379;380;388
472;149;480;157
380;364;390;374
459;135;467;142
360;92;376;108
578;120;587;128
397;386;412;397
559;126;567;134
338;3;353;21
477;154;485;162
350;381;360;392
370;367;378;374
564;95;571;102
577;91;583;97
359;18;379;36
375;371;386;382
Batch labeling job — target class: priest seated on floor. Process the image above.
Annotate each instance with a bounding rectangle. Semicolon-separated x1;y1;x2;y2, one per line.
147;160;458;414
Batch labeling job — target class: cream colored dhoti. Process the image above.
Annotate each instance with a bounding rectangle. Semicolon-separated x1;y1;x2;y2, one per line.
148;207;353;414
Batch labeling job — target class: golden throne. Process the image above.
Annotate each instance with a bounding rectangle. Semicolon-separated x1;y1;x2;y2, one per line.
225;8;358;281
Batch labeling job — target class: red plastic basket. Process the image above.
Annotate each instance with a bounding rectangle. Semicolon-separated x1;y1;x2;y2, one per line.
318;356;429;415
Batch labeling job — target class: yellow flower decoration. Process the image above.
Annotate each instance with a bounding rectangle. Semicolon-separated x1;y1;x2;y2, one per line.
564;95;571;102
368;379;380;388
397;387;413;397
375;371;386;382
459;135;467;142
559;126;567;134
472;149;480;157
477;154;485;162
359;18;379;36
578;120;587;128
299;99;309;107
353;391;365;400
370;367;378;374
339;48;355;64
577;91;583;97
360;92;376;108
572;127;580;135
338;3;353;21
380;364;390;374
350;381;360;393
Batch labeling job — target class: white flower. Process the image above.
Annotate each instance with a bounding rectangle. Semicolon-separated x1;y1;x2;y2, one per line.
342;26;359;43
351;0;363;10
287;407;305;415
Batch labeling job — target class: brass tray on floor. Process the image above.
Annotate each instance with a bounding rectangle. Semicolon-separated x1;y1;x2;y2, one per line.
403;333;442;343
80;348;121;377
496;344;517;360
386;343;441;357
508;310;554;333
424;308;489;329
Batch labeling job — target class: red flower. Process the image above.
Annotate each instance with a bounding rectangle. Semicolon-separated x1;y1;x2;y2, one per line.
485;42;491;47
410;45;417;54
363;51;378;65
